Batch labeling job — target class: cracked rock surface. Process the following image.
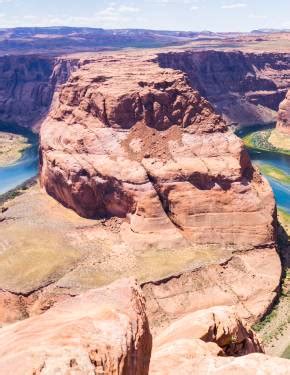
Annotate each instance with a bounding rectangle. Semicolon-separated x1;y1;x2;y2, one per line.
40;50;277;250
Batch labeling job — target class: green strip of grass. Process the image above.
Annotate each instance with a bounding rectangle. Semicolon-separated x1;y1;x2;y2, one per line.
259;164;290;185
282;344;290;359
243;130;290;156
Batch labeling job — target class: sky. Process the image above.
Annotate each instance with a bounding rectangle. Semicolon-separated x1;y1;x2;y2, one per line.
0;0;290;32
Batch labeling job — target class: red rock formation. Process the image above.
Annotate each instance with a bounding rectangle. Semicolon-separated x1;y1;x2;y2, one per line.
277;90;290;135
154;306;264;356
157;50;290;125
0;55;78;128
40;51;277;250
150;350;290;374
142;248;281;333
0;278;152;375
150;306;290;375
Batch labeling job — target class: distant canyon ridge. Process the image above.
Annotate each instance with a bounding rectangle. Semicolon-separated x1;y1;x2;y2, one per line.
1;28;290;128
0;27;289;374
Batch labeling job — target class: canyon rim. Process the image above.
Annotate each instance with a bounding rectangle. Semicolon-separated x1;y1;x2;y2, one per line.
0;20;289;375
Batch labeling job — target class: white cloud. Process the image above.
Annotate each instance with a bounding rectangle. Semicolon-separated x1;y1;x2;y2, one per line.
0;3;142;29
191;6;199;11
221;3;247;9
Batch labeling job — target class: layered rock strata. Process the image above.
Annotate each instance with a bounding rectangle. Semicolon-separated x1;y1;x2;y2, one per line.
157;50;290;125
153;306;264;356
40;51;277;249
0;277;288;375
277;89;290;135
149;306;290;375
142;247;281;334
0;278;152;375
0;55;78;128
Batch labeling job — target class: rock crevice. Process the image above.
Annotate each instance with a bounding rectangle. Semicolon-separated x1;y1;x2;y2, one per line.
40;51;277;249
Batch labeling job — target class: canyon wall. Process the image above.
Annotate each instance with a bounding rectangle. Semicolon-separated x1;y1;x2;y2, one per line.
277;89;290;135
40;51;277;250
2;50;290;130
0;55;78;129
157;50;290;125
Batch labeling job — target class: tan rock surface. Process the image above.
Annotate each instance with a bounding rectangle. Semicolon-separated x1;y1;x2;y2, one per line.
154;306;263;356
150;306;290;375
40;50;277;250
277;90;290;136
150;351;290;375
142;247;282;334
150;307;289;375
0;278;152;375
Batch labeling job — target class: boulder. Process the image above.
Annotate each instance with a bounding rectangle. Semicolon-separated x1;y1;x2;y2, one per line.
0;278;152;375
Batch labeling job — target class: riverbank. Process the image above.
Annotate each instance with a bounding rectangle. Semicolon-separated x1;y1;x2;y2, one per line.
0;123;39;195
258;164;290;185
269;129;290;151
0;132;30;167
238;124;290;358
254;223;290;359
243;126;290;156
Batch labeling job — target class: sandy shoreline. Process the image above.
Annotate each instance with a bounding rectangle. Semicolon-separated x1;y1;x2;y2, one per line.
0;131;30;167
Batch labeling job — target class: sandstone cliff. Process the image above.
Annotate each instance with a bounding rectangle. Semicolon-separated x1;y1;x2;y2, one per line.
0;277;288;375
157;50;290;125
40;51;277;250
0;278;152;375
277;89;290;135
0;55;78;128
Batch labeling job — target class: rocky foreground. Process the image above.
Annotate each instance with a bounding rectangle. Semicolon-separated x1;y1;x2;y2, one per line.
0;278;288;374
0;46;289;373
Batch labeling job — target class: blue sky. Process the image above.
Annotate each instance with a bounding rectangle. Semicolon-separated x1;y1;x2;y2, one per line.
0;0;290;32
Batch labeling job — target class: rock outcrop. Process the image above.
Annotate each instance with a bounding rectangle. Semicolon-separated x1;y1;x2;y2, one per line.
277;89;290;135
0;55;78;129
150;350;290;374
150;306;290;375
142;247;281;334
40;51;277;250
153;306;264;356
0;277;288;375
0;278;152;375
157;50;290;125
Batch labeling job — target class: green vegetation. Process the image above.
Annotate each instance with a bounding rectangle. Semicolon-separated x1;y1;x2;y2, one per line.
258;164;290;185
282;345;290;359
243;129;290;156
0;177;37;205
269;129;290;151
253;308;278;333
278;209;290;235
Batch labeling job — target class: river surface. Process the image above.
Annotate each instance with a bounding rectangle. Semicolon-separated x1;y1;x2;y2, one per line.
237;125;290;215
0;123;38;195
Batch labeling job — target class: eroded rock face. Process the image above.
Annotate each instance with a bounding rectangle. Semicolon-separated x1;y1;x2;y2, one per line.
0;55;78;128
150;351;290;375
154;306;264;357
142;248;282;334
277;90;290;135
150;307;289;375
157;50;290;125
0;278;152;375
40;51;277;250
